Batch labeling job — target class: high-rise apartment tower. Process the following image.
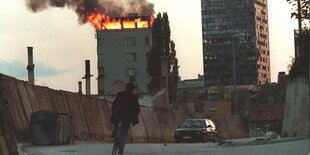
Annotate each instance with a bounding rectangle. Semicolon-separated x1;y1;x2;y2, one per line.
201;0;271;87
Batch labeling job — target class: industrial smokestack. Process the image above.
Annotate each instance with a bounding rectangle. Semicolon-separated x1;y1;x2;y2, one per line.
27;47;35;85
78;81;82;94
82;60;93;95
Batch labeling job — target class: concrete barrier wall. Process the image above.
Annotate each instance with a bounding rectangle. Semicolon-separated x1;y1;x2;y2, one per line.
33;86;54;111
0;74;246;143
173;110;192;128
204;101;231;116
190;112;209;119
49;90;70;114
65;92;89;140
0;123;10;155
226;116;246;139
208;114;231;140
25;84;39;112
130;112;147;143
0;104;19;155
155;108;177;143
16;80;33;122
282;77;309;137
140;107;163;143
96;99;113;142
1;75;29;141
80;95;103;141
0;75;18;155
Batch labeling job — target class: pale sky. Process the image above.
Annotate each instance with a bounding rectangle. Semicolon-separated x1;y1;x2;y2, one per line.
0;0;297;94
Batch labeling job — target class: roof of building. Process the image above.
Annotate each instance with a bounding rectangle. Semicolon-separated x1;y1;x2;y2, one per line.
178;79;204;89
249;103;284;122
208;85;260;94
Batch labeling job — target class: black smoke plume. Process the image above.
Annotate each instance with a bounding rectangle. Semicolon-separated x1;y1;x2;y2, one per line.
26;0;155;24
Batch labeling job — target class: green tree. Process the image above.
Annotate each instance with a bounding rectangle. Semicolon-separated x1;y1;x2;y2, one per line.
147;13;163;93
169;41;179;105
147;12;179;102
259;83;286;103
289;27;309;79
286;0;309;22
287;0;309;80
162;12;171;56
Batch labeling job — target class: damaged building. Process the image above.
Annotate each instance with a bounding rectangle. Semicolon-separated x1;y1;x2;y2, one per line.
201;0;271;87
95;14;153;95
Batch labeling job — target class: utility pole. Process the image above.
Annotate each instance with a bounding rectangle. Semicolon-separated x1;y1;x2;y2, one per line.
161;56;170;108
297;0;302;33
308;10;310;133
232;37;237;115
297;0;302;59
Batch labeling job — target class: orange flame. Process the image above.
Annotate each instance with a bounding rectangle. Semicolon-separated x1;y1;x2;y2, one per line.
87;12;154;30
149;15;154;28
123;19;136;29
87;13;105;30
136;18;149;28
103;16;122;29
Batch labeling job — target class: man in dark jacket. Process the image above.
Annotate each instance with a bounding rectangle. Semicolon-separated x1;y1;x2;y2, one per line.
110;83;140;154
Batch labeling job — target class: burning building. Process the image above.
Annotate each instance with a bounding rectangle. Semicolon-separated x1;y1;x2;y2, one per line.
25;0;155;95
88;13;153;95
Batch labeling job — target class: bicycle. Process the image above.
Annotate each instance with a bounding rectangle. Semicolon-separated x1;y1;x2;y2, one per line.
112;122;123;155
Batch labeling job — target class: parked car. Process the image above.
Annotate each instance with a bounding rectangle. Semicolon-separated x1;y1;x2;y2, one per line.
174;118;218;143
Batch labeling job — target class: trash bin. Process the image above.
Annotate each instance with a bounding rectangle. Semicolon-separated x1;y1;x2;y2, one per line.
30;110;74;145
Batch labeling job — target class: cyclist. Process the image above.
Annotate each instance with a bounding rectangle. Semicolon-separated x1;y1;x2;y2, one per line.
110;83;140;155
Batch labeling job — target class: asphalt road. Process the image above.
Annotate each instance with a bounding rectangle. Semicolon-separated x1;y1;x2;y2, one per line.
22;139;308;155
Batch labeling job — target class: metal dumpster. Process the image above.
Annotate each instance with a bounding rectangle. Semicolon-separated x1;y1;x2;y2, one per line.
30;110;74;145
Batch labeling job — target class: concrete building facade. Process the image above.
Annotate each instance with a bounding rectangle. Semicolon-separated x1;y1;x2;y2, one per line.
97;16;152;95
201;0;271;87
177;74;205;95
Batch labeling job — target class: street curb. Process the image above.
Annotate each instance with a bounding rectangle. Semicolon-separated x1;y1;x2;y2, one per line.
17;143;29;155
221;137;307;147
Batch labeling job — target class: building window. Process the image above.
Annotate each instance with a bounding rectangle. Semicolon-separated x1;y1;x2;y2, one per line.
258;41;266;46
145;37;150;45
129;75;136;82
260;33;267;39
124;37;136;46
127;68;137;82
127;68;136;76
124;53;137;62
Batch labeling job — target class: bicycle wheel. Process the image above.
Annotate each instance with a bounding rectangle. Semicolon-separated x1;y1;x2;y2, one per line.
112;128;121;155
112;139;119;155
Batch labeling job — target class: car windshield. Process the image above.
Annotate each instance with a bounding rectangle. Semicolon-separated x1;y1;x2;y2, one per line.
181;120;204;128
